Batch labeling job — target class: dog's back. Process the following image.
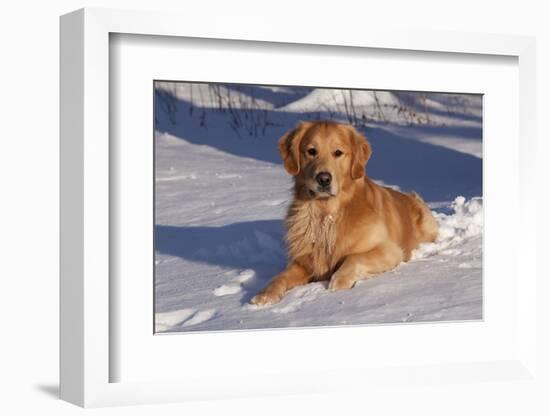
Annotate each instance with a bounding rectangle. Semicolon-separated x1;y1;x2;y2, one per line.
367;181;438;261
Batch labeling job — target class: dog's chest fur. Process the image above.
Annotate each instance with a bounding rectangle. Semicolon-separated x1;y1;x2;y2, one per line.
285;201;340;277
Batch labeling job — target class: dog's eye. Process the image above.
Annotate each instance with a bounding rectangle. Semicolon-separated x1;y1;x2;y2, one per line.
307;148;317;156
334;150;343;157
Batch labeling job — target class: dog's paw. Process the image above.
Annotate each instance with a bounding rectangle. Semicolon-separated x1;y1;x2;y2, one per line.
250;291;281;306
328;275;355;292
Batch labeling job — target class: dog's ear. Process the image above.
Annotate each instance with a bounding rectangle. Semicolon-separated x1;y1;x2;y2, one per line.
349;127;372;180
278;122;311;176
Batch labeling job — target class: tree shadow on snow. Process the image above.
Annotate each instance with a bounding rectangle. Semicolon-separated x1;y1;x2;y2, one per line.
365;128;482;201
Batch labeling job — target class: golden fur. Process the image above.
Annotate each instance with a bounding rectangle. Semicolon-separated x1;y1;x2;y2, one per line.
251;121;438;306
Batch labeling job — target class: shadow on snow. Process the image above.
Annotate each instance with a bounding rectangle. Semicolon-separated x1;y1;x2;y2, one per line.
155;220;286;302
155;91;482;201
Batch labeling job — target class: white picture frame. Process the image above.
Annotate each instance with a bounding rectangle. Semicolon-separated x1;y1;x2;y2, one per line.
60;7;538;407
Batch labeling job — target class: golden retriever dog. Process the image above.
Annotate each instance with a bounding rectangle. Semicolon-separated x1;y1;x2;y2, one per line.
251;120;438;306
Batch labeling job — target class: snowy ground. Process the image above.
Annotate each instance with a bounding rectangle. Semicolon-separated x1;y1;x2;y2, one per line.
154;84;483;333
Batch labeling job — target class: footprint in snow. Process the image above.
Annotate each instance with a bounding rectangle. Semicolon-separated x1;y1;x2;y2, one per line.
155;308;218;330
155;308;196;331
214;284;242;296
234;269;255;283
181;309;217;327
212;269;256;297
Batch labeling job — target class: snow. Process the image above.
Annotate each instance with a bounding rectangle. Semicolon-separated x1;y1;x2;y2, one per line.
213;284;243;297
155;81;275;110
282;89;400;112
154;83;483;333
414;196;483;260
379;125;483;158
280;88;481;128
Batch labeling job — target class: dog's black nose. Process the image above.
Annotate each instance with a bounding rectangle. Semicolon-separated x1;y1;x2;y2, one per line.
316;172;332;187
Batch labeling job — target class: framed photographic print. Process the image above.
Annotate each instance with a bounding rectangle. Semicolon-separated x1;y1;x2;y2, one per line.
60;7;538;408
153;80;483;333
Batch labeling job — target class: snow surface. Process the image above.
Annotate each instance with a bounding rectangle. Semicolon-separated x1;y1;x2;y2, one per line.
154;84;483;333
282;89;400;112
155;81;276;110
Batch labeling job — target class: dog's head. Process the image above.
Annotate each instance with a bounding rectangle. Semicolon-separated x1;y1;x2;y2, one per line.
278;121;372;199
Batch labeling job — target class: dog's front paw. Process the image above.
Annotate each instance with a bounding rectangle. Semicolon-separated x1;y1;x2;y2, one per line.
250;291;282;306
328;274;355;292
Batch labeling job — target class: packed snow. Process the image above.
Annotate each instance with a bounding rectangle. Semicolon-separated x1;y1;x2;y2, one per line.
154;83;483;333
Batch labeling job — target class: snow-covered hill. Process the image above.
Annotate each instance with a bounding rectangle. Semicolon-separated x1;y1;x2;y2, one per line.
282;89;399;112
154;82;483;333
281;88;481;127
